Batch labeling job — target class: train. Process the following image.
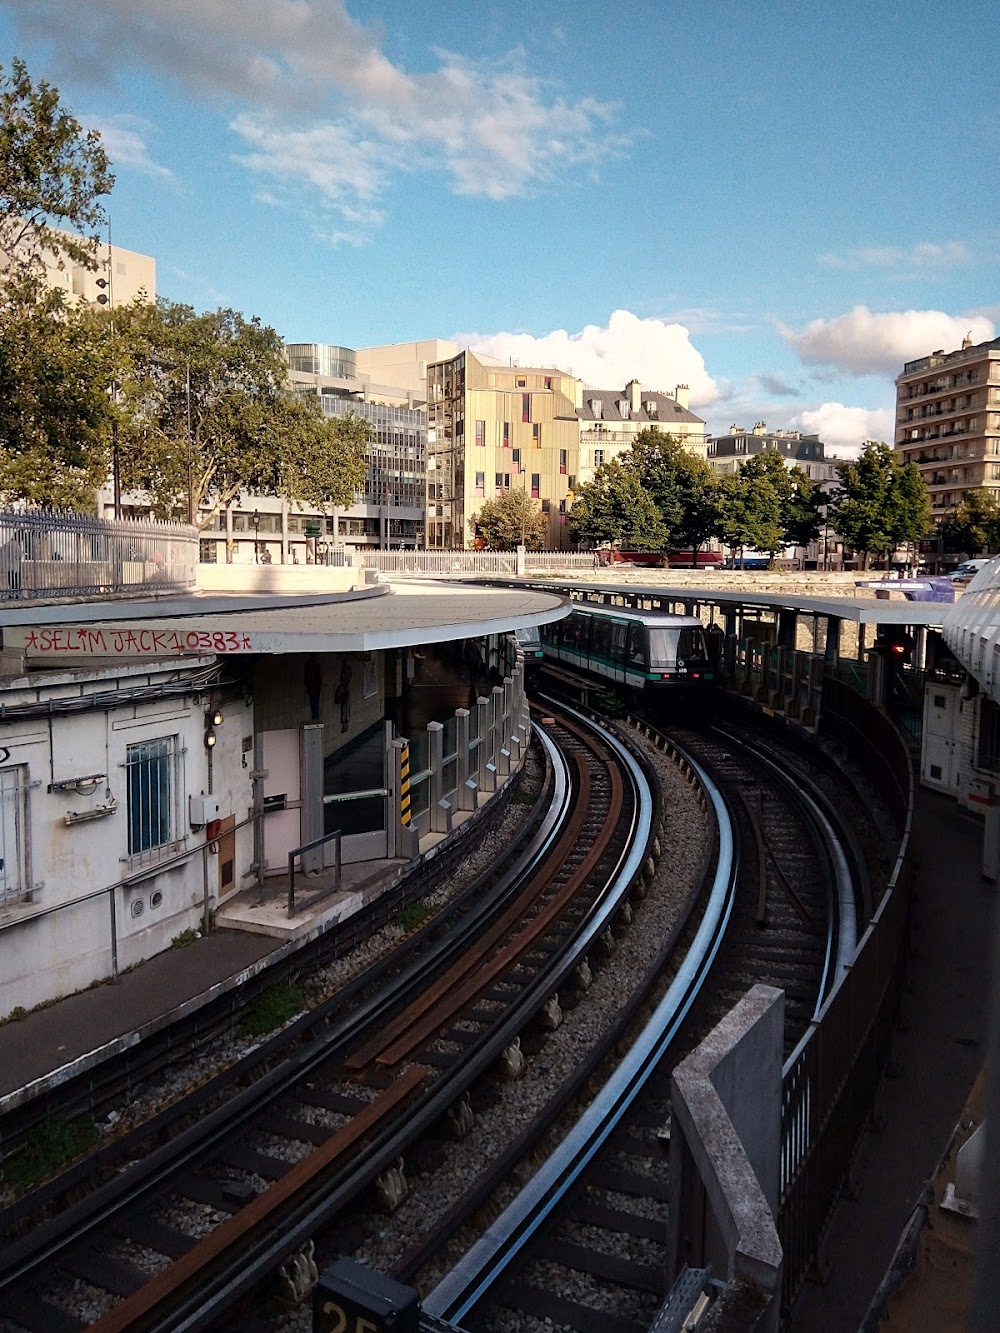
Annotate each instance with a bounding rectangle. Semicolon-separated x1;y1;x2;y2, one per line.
538;605;714;694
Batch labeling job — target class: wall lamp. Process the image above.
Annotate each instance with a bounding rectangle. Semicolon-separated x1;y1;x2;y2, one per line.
205;707;224;749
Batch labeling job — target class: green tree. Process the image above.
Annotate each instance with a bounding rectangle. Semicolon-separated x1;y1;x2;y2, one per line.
0;57;113;286
0;286;114;508
0;57;116;506
470;487;548;549
627;429;719;562
715;450;791;565
828;441;931;568
107;299;368;526
938;489;1000;555
783;466;825;550
569;458;667;550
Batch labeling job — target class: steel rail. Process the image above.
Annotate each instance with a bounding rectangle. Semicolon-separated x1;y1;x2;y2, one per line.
423;725;736;1325
127;702;655;1332
0;736;572;1290
711;723;858;1009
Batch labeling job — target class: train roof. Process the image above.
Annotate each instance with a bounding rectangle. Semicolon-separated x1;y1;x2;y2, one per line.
567;605;703;628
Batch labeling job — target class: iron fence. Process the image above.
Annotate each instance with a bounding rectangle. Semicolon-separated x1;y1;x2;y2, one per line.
0;509;197;601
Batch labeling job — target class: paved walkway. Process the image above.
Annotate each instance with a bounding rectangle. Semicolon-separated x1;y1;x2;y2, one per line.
789;787;995;1331
0;929;279;1104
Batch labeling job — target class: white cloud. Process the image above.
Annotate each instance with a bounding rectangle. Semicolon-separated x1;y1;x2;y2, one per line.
86;112;174;180
10;0;634;238
788;402;895;457
458;309;719;406
780;305;995;376
818;241;971;271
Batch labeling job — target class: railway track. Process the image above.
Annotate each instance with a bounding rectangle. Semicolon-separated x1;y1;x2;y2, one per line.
0;701;657;1333
419;703;876;1333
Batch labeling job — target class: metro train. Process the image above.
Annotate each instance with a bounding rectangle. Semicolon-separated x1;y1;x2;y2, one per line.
539;605;714;694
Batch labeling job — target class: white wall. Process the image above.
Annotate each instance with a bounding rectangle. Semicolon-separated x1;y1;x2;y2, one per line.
0;662;253;1015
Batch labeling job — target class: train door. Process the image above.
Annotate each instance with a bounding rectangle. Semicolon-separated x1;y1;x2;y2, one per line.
922;682;962;793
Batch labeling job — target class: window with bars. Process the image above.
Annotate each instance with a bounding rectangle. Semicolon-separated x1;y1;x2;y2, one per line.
0;766;28;904
126;737;180;858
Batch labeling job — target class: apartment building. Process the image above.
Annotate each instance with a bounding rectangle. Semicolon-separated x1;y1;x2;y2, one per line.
577;381;707;485
425;350;584;549
895;336;1000;516
706;423;838;487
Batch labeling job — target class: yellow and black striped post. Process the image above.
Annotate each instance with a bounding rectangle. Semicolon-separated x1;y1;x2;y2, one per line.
399;741;411;826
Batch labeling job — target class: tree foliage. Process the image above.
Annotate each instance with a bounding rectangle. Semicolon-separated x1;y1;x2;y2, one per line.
0;58;116;507
106;300;368;525
470;487;548;549
828;441;930;566
783;465;825;549
569;458;666;550
0;284;114;508
627;429;719;559
715;449;792;562
937;489;1000;555
0;57;113;286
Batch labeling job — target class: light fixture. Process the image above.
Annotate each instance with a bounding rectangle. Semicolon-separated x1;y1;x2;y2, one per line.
204;728;218;749
210;708;224;726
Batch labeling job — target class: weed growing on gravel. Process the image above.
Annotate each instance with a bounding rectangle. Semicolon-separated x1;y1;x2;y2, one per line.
238;980;305;1038
394;902;431;932
7;1117;98;1194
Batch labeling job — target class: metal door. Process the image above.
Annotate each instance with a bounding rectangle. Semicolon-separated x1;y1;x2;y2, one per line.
922;682;962;792
0;766;26;901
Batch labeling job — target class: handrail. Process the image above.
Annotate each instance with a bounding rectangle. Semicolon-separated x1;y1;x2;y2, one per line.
287;828;341;918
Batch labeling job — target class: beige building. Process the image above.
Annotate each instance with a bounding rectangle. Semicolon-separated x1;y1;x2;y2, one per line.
356;339;459;400
36;230;156;307
426;350;584;548
895;336;1000;518
577;380;706;486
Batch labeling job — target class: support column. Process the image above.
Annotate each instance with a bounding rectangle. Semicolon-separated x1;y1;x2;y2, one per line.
776;609;796;650
824;616;841;666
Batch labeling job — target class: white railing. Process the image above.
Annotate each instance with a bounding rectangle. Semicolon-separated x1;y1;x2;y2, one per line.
352;549;597;576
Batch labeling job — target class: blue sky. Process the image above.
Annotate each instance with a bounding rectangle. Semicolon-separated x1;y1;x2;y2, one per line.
1;0;995;452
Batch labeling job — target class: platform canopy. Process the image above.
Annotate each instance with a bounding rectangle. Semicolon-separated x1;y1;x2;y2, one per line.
0;580;571;663
529;579;953;629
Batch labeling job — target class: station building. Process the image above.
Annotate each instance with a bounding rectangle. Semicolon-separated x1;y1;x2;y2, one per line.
0;577;567;1016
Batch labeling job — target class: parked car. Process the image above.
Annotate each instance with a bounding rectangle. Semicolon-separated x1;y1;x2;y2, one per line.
948;559;990;583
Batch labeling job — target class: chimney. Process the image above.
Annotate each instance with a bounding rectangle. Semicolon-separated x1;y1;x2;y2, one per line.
674;384;689;409
626;379;641;413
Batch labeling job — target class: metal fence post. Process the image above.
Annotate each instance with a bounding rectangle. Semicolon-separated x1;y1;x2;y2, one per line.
455;708;475;811
477;696;494;794
428;721;446;833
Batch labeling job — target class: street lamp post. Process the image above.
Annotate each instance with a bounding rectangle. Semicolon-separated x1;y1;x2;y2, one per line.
252;509;260;562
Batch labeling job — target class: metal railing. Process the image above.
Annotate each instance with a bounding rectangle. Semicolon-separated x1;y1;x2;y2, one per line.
771;669;914;1312
287;827;342;918
0;509;197;601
